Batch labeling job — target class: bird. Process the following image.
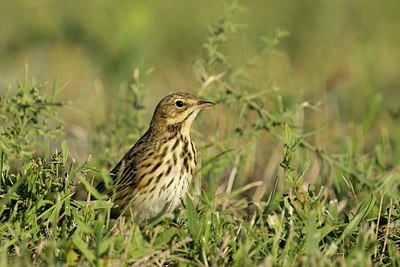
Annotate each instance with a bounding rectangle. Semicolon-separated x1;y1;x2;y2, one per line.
95;92;215;224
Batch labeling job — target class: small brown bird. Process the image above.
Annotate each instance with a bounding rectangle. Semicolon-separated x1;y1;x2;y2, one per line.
96;92;215;224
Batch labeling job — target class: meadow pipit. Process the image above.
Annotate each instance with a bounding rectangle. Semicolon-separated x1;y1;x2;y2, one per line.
96;92;215;224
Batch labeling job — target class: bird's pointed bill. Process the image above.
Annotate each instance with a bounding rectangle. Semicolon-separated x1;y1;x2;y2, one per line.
193;100;215;110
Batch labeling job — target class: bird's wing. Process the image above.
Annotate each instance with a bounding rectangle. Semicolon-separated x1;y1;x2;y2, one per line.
96;145;141;194
96;132;156;195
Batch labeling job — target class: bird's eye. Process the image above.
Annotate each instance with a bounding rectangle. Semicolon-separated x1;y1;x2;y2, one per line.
175;100;184;107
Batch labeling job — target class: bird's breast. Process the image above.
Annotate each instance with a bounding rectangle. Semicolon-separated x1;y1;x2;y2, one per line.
131;134;197;221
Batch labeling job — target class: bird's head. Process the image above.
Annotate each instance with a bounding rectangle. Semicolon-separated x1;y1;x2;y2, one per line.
150;92;215;135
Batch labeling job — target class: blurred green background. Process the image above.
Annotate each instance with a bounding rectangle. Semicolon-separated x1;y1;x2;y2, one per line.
1;0;399;159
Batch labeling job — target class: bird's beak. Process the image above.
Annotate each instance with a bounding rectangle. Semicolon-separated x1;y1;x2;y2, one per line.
193;100;215;111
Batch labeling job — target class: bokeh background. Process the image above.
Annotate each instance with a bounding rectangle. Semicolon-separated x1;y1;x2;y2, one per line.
1;0;399;164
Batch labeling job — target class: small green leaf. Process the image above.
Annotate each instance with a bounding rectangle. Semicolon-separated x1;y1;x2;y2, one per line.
61;140;68;164
100;169;113;189
184;194;200;241
77;175;107;200
72;233;95;263
154;228;178;248
339;195;375;241
284;123;291;144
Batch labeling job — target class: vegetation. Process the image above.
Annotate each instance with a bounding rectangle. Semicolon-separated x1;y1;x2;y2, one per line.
1;1;399;266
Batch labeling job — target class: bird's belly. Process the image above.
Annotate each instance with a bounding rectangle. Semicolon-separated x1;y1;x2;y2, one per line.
134;167;192;223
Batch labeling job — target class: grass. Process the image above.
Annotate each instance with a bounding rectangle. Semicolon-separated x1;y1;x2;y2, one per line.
1;2;400;266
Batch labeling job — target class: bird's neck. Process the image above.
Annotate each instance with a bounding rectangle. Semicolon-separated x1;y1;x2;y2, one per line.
150;111;199;139
148;121;192;141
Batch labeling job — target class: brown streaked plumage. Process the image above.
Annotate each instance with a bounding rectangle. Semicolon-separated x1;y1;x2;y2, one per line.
96;92;215;224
